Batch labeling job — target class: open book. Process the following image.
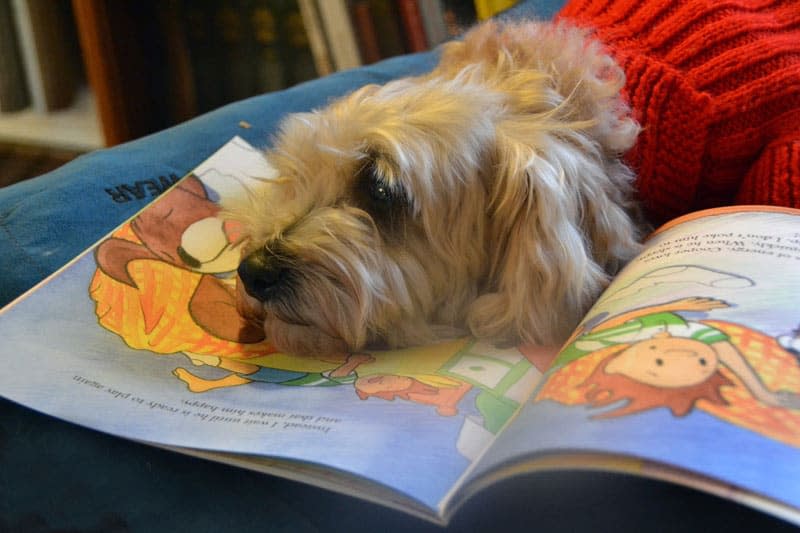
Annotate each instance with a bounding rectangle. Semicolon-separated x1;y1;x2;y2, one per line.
2;137;799;526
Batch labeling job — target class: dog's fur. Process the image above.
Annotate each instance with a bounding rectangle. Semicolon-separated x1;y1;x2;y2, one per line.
227;20;642;356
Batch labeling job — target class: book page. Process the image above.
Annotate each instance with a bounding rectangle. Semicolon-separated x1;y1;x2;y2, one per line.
0;137;549;521
453;207;800;522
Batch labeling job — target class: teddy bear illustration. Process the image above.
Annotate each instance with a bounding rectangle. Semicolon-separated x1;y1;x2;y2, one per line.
92;174;266;347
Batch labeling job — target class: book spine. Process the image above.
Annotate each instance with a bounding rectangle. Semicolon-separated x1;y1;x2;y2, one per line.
281;0;318;85
182;0;226;114
157;0;197;123
418;0;448;47
0;0;29;111
12;0;48;112
315;0;361;71
249;0;287;93
216;2;257;102
395;0;428;52
442;0;477;37
474;0;518;21
349;0;381;64
368;0;406;57
11;0;45;112
297;0;334;76
72;0;121;145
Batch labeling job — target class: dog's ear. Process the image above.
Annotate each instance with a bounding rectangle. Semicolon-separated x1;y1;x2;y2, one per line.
464;21;642;347
468;121;641;348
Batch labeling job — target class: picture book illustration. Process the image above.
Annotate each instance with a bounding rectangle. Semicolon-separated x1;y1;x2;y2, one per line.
4;137;800;522
0;137;546;513
86;142;546;459
539;293;800;444
471;211;800;516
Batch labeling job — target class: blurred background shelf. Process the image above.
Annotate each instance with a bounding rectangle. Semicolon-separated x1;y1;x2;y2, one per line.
0;0;516;185
0;87;102;150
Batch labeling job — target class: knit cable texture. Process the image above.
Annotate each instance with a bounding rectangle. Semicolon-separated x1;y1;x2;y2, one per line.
558;0;800;224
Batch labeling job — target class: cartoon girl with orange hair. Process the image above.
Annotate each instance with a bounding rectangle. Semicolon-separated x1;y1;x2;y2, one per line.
539;298;800;432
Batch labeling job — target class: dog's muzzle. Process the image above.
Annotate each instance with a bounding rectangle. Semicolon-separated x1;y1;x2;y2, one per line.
238;248;290;302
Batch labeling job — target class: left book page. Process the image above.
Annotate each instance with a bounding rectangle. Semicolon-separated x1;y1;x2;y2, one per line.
0;137;548;523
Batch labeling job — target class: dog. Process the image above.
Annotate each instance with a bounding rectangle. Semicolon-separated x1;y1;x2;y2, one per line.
227;20;643;356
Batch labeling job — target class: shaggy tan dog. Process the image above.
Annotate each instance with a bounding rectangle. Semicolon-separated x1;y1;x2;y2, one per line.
229;20;642;356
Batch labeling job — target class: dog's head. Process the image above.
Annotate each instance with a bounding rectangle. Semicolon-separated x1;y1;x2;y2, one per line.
228;21;642;355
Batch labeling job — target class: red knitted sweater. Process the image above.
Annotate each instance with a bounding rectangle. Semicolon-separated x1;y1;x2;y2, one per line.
558;0;800;225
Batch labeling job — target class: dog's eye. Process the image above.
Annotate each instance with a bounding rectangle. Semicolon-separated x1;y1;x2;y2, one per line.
368;177;393;205
358;159;397;209
353;155;409;238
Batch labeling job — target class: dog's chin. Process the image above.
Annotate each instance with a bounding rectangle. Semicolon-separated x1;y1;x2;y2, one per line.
261;313;350;357
235;277;350;356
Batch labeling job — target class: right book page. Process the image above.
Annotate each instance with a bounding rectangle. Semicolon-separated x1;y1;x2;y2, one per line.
449;206;800;523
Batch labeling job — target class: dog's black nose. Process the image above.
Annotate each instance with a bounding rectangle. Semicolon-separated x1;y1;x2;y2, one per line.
238;248;288;302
